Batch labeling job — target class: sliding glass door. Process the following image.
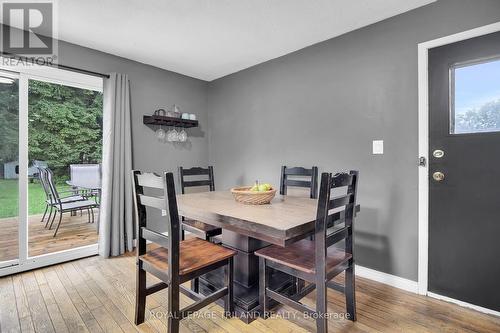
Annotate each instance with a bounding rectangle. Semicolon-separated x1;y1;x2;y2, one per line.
0;62;103;275
27;78;103;257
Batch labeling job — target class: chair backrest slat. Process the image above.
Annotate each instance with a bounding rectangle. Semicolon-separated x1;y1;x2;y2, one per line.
181;167;210;176
138;194;166;210
284;179;312;188
182;180;212;188
141;227;169;248
331;173;354;188
326;226;349;248
329;193;354;210
280;165;318;199
284;166;314;176
326;210;347;228
179;166;215;194
137;172;164;189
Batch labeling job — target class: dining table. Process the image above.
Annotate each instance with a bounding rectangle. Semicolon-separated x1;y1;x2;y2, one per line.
177;190;360;322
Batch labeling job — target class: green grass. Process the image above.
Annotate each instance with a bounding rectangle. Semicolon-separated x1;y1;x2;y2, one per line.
0;179;71;219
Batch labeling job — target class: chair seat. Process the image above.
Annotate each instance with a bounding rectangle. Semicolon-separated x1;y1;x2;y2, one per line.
140;238;236;276
56;200;98;211
47;195;84;204
255;239;352;274
182;219;222;238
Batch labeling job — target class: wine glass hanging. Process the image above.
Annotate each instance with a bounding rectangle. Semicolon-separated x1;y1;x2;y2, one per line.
153;106;190;143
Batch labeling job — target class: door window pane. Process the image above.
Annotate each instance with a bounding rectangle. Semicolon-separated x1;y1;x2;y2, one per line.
451;58;500;134
0;75;19;265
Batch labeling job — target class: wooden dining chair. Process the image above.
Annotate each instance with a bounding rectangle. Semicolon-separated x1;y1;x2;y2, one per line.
256;171;359;333
178;166;222;242
179;166;223;293
279;165;319;292
132;170;236;332
279;166;318;199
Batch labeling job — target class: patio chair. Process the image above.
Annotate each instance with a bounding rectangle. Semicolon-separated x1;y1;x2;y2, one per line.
69;164;102;203
37;167;86;225
42;168;99;237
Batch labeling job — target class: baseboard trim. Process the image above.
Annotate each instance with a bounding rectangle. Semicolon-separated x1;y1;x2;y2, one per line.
428;292;500;318
354;265;499;317
355;265;419;293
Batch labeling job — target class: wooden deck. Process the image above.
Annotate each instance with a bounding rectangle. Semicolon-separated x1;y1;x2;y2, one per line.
0;210;99;262
0;248;499;333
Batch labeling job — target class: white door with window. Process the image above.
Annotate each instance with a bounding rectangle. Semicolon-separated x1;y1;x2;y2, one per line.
0;60;103;275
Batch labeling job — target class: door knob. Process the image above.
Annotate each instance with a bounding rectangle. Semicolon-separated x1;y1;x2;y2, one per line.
432;171;445;182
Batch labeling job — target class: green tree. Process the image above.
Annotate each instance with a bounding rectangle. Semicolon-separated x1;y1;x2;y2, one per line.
28;80;103;179
0;80;19;164
456;99;500;133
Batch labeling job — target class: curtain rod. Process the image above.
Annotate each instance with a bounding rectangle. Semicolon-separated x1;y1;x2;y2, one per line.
0;52;110;79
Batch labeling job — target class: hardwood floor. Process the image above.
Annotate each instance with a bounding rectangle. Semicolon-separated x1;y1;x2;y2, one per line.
1;249;499;333
0;210;99;261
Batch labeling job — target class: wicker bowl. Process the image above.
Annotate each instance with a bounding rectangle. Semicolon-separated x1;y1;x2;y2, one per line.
230;186;277;205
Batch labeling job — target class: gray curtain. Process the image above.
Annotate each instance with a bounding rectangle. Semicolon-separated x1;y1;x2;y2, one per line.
99;73;134;257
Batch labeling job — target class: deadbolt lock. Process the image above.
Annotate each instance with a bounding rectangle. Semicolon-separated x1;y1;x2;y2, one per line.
432;171;445;182
433;149;445;158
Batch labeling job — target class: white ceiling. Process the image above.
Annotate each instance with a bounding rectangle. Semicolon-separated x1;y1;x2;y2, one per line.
20;0;436;81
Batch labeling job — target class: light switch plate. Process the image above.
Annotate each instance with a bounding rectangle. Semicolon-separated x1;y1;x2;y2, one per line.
161;210;167;216
373;140;384;155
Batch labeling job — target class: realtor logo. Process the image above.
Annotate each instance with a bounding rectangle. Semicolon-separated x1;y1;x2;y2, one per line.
1;1;57;62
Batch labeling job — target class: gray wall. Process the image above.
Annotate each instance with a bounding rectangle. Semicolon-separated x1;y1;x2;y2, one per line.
207;0;500;280
58;42;209;177
56;40;209;230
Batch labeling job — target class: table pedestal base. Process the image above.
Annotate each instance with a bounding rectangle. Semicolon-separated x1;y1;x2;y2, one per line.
196;230;295;323
198;267;294;323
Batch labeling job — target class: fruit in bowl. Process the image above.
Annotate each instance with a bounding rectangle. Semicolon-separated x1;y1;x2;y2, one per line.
250;182;273;192
231;181;277;205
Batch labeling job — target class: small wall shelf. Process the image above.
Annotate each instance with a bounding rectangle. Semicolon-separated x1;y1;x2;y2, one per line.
143;115;198;128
